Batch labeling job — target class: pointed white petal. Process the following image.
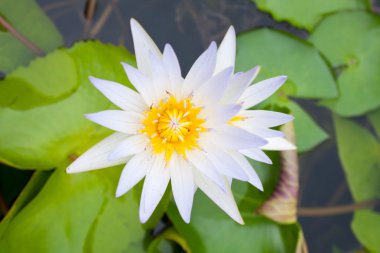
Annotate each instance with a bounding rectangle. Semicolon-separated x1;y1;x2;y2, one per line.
239;110;294;128
215;26;236;74
170;154;195;223
89;76;147;112
115;151;153;197
193;169;244;224
182;42;217;96
261;137;296;151
240;76;287;109
139;153;170;223
130;19;161;76
200;142;249;181
121;63;155;106
85;110;143;134
66;133;129;173
210;125;268;150
222;66;260;103
228;151;263;191
232;120;285;138
163;44;183;98
203;104;241;127
239;148;272;164
187;149;226;191
149;51;171;100
193;67;233;106
108;134;148;161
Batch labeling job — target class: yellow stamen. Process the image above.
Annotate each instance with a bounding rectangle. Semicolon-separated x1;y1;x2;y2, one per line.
141;96;206;161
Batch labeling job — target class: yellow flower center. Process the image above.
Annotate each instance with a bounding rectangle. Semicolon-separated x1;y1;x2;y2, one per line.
141;96;206;161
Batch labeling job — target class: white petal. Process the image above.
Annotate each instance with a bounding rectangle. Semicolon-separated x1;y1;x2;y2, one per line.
163;44;183;98
89;76;147;112
187;149;226;191
193;169;244;224
239;148;272;164
182;42;217;96
240;76;287;109
232;120;285;138
222;66;260;103
149;51;171;101
85;110;143;134
121;63;156;106
170;154;195;223
203;104;241;127
193;67;233;106
130;19;161;76
139;153;170;223
215;26;236;74
210;125;268;150
115;151;153;197
261;137;296;151
66;133;129;173
238;110;294;128
228;151;263;191
108;134;148;161
200;142;249;181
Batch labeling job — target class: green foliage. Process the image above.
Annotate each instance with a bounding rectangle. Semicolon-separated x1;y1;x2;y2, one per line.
0;42;135;169
309;12;380;116
0;0;63;73
251;0;367;31
0;50;78;109
334;116;380;253
0;167;146;253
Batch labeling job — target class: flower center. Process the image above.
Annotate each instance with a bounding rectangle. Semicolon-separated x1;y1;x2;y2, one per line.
141;96;205;161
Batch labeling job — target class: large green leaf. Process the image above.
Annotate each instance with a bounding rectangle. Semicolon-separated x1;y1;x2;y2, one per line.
0;166;146;253
287;100;328;152
0;0;63;73
368;108;380;138
252;0;367;31
236;28;337;100
167;192;300;253
334;116;380;202
0;50;78;109
352;210;380;253
309;12;380;116
0;41;135;169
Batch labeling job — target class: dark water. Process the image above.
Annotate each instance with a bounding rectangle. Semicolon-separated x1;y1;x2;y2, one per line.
4;0;379;252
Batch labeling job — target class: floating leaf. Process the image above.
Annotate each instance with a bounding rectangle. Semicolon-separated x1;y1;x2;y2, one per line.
0;166;146;253
368;108;380;138
251;0;367;31
0;0;63;73
287;100;328;152
236;28;337;99
352;210;380;253
0;50;78;109
310;12;380;116
334;116;380;202
167;197;300;253
0;41;135;169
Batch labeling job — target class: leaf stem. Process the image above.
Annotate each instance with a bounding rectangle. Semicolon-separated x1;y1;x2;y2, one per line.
298;199;379;217
89;0;118;38
0;16;45;56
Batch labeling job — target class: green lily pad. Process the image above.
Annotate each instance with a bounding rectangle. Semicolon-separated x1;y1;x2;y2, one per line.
334;116;380;202
0;0;63;73
0;50;78;109
0;166;146;253
167;192;300;253
368;108;380;138
352;210;380;253
251;0;368;31
309;12;380;116
236;28;337;100
0;41;135;170
287;100;328;152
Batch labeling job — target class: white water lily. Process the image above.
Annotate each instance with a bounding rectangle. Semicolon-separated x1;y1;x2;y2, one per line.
66;19;295;224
